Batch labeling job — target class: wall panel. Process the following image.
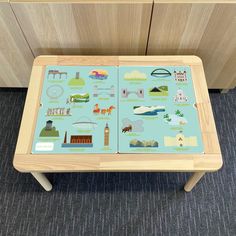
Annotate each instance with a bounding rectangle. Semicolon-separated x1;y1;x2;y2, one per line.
0;1;34;87
11;1;153;56
148;3;236;89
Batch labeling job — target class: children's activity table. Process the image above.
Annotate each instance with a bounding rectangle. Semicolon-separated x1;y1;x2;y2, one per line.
13;56;222;191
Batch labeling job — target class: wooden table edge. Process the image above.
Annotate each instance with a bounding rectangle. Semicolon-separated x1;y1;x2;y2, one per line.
13;55;223;174
13;152;223;173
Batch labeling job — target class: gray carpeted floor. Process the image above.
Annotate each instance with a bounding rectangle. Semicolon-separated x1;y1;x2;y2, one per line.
0;88;235;236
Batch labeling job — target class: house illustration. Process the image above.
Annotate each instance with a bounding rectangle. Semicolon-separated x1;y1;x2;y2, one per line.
164;131;197;147
174;89;188;102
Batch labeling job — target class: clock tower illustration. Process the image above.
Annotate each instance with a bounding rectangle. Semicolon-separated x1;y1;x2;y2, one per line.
104;123;110;146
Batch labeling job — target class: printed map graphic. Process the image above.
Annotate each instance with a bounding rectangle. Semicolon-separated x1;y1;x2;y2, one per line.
32;65;204;154
32;66;118;154
119;66;203;153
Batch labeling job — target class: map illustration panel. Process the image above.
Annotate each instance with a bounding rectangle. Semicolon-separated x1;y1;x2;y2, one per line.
32;65;204;154
118;66;204;154
32;66;118;154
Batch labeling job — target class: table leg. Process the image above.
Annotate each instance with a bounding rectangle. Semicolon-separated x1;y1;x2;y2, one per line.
184;172;205;192
31;172;52;191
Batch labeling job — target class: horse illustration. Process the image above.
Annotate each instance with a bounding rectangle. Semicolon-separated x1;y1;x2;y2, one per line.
93;104;100;114
107;105;115;115
93;104;115;115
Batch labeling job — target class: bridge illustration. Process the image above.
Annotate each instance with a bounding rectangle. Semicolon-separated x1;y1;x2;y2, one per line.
93;85;115;97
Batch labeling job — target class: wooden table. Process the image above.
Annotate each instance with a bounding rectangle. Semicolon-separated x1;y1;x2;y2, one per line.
13;55;222;191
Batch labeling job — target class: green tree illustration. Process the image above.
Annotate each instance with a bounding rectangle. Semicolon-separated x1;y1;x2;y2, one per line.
163;114;169;119
175;110;181;116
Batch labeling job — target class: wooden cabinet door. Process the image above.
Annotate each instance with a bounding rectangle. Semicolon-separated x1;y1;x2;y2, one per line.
147;3;236;89
11;1;152;56
0;1;34;87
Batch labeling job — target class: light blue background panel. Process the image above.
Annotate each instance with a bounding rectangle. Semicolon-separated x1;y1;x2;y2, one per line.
118;66;204;154
32;66;118;154
32;65;204;154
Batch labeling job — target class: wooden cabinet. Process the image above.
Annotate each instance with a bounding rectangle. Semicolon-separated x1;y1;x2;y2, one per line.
0;1;34;87
11;1;153;56
0;0;235;89
147;2;236;89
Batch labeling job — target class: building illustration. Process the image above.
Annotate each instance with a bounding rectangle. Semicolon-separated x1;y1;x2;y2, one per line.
174;89;188;102
39;120;59;137
45;120;53;130
47;108;71;116
164;131;197;147
47;70;67;79
104;123;110;146
62;131;93;147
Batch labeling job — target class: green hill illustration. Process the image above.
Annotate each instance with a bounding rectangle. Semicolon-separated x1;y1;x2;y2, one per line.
149;86;168;96
68;72;85;86
67;93;89;103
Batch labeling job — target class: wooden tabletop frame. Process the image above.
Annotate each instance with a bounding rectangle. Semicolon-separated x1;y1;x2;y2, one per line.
13;55;222;173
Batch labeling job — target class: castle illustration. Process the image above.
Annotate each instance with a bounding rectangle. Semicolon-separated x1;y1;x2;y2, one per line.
174;71;187;82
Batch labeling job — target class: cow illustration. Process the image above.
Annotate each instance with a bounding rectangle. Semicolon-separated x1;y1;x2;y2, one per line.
122;125;132;133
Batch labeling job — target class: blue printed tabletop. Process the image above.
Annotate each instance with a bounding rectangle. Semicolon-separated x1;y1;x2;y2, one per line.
32;65;204;154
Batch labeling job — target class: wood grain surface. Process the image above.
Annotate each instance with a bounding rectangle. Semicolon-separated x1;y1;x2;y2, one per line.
11;1;152;56
0;1;34;87
11;0;152;3
3;0;236;89
13;56;222;173
148;2;236;89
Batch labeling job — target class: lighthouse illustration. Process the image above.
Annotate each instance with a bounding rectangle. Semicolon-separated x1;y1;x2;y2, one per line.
104;123;110;146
